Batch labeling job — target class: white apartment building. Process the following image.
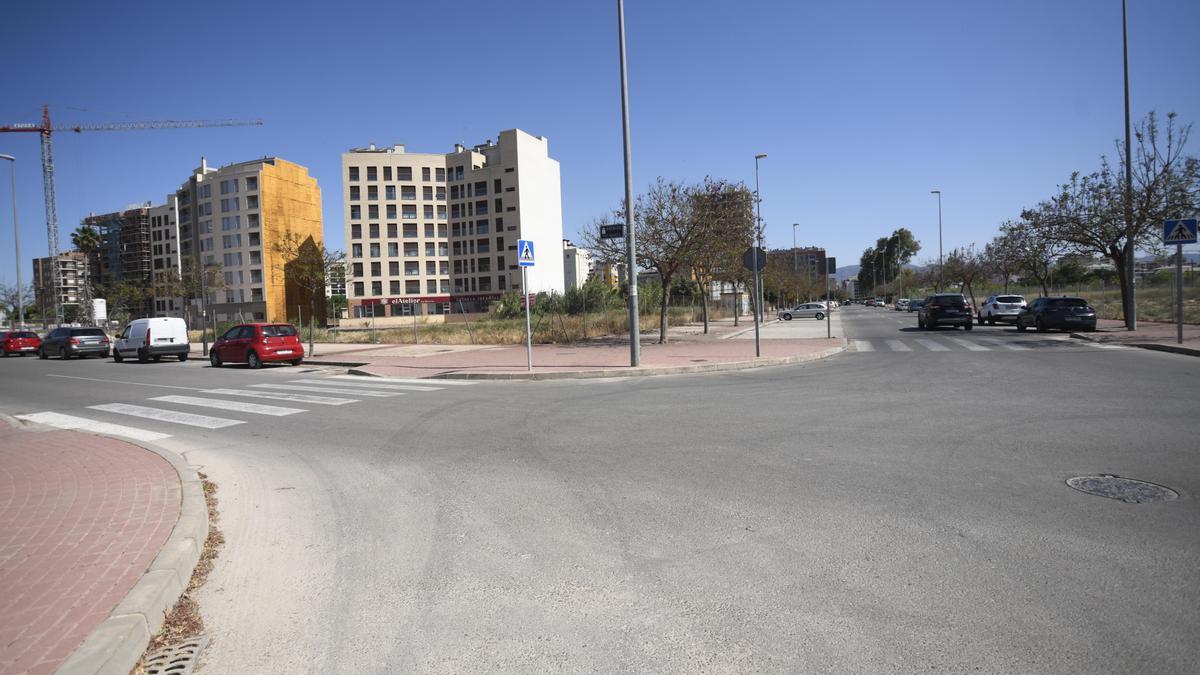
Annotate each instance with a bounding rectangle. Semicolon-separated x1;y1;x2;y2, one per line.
563;239;592;290
149;199;183;317
342;129;564;322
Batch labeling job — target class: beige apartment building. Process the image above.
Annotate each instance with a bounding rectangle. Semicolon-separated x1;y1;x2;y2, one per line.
342;128;564;323
32;251;88;323
175;157;323;324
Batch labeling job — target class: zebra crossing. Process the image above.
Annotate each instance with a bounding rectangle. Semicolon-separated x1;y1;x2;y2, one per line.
850;335;1127;354
16;375;477;442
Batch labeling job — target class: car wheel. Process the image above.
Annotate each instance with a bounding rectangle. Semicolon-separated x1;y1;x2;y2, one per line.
290;358;303;366
988;316;995;326
38;348;47;360
964;322;973;331
113;350;124;363
1016;320;1026;332
247;351;262;370
209;351;222;368
1036;318;1046;333
782;314;792;321
178;354;188;362
815;312;824;320
917;317;924;329
137;348;149;363
977;315;984;325
152;355;162;362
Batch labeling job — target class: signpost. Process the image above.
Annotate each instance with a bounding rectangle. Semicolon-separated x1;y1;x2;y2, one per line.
826;258;836;339
743;246;767;357
518;239;536;369
1163;219;1197;345
600;223;625;240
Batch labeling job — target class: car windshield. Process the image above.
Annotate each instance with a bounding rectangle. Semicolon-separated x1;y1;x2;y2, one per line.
997;296;1024;303
11;332;38;338
262;325;298;337
1048;298;1088;308
71;328;106;336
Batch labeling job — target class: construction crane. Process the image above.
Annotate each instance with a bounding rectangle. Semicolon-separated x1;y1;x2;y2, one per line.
0;105;262;325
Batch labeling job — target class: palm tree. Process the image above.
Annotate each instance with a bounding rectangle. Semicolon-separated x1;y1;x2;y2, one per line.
71;225;101;325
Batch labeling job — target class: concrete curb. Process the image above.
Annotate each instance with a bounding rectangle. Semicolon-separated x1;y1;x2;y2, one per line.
54;438;207;675
1069;333;1200;358
348;345;845;381
297;359;370;367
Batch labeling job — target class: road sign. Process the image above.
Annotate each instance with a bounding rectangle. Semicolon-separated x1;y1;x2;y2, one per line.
600;223;625;239
518;239;536;267
826;257;837;274
1163;219;1197;245
742;246;767;272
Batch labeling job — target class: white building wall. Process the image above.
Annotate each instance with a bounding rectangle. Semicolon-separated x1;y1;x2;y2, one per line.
511;130;564;296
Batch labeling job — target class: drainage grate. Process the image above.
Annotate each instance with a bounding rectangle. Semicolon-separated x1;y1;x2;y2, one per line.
144;636;209;675
1066;475;1180;504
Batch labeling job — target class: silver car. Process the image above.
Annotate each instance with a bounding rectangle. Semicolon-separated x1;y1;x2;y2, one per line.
778;302;829;320
978;294;1027;325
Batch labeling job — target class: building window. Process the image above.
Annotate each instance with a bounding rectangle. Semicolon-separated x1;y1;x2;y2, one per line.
424;224;435;238
422;167;431;181
383;166;392;181
367;186;378;201
367;166;377;181
369;223;380;238
477;239;490;253
246;195;258;209
474;180;487;196
406;280;420;294
248;232;260;246
389;261;399;275
247;213;260;228
369;243;380;258
386;205;397;219
475;200;488;215
387;223;398;238
493;178;501;193
250;251;261;265
404;223;418;238
349;167;360;181
199;203;212;216
369;205;379;219
402;206;417;220
353;282;364;296
386;185;396;200
222;234;242;249
352;262;363;276
401;186;416;201
350;205;361;220
351;224;362;239
424;205;434;220
251;269;263;283
349;186;360;201
476;220;489;235
371;261;381;276
387;242;398;257
404;243;419;257
398;167;413;181
246;176;258;191
390;280;401;294
352;243;362;258
372;281;382;295
494;198;502;213
423;186;433;200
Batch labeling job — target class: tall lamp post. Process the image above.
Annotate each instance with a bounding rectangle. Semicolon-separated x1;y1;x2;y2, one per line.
617;0;640;365
0;154;23;328
930;189;943;291
1121;0;1136;330
753;153;767;357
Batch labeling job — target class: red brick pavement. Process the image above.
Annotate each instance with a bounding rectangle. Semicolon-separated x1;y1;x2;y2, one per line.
0;426;180;675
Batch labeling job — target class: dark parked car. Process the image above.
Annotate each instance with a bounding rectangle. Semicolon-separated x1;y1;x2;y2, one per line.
1015;297;1097;332
918;293;973;330
1;330;42;356
209;323;304;369
38;327;111;359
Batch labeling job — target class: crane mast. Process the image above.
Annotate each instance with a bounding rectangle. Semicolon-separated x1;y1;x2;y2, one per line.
0;105;262;326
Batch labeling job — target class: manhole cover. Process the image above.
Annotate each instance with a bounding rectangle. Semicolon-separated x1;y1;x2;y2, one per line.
1066;475;1179;504
144;635;209;675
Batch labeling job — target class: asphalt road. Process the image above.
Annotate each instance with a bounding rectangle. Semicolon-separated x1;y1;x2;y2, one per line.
1;310;1197;672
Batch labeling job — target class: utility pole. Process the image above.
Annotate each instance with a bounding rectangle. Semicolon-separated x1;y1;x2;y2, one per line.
753;153;767;357
617;0;640;366
1122;0;1136;330
0;154;22;327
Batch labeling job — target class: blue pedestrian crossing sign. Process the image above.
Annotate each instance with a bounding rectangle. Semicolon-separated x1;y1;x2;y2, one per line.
1163;219;1197;245
517;239;536;267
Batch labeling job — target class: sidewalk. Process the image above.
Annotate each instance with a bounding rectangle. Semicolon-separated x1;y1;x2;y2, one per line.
1071;318;1200;356
0;423;184;674
300;317;845;379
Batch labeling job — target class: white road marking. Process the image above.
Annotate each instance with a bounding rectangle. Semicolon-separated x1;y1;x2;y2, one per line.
289;379;441;392
976;338;1029;351
202;388;357;405
45;374;202;390
885;340;912;352
149;395;305;417
944;337;991;352
16;411;172;442
249;383;400;397
854;340;876;352
914;338;951;352
88;403;244;429
329;375;477;386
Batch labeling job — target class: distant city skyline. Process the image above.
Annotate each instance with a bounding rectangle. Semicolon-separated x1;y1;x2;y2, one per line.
2;0;1198;287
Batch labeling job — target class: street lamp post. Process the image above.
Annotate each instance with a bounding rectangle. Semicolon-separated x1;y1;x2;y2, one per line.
753;153;767;357
0;154;23;328
792;223;799;306
617;0;640;366
1121;0;1136;331
930;189;943;291
199;261;210;356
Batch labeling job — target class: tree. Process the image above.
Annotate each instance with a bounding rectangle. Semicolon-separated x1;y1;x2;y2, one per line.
1044;112;1199;328
272;231;344;356
0;283;34;326
70;225;101;325
159;258;226;330
942;245;984;308
688;178;755;332
857;229;921;298
1002;214;1067;296
982;232;1022;293
584;178;708;343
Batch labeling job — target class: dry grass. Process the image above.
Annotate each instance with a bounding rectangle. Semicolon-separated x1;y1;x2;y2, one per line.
134;473;224;671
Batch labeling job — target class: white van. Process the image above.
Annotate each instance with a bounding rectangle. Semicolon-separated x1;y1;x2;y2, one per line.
113;317;191;363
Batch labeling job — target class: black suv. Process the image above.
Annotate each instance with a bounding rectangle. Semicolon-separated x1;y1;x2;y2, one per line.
1015;297;1097;332
38;327;111;359
918;293;973;330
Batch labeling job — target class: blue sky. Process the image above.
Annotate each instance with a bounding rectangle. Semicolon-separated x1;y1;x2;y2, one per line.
2;0;1198;287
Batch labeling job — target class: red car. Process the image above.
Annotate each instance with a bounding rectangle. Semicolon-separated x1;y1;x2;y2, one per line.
0;330;42;357
209;323;304;369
